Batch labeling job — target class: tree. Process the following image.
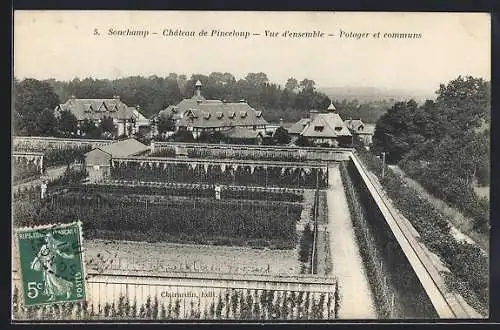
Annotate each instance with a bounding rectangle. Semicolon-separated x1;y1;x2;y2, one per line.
299;78;316;92
14;78;60;135
13;110;24;135
99;116;115;135
57;110;78;136
80;119;100;138
157;114;176;133
245;72;269;87
169;130;195;142
285;78;298;91
435;75;490;132
296;135;311;147
273;127;291;145
36;108;58;136
372;100;419;163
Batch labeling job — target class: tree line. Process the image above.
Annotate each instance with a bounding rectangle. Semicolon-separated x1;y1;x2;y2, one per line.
13;73;391;137
371;76;490;232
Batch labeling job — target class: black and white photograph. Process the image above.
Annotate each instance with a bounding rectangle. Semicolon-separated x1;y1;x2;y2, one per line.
11;11;490;321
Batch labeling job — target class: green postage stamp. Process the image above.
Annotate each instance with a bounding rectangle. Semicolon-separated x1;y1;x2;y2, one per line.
15;222;86;306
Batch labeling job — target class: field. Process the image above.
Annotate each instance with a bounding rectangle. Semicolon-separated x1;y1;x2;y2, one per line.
84;239;299;276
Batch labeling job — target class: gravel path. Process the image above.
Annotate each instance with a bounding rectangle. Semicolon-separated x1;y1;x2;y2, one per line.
327;164;376;319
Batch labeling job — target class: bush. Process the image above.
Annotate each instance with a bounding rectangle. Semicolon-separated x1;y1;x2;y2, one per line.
355;150;489;313
398;157;489;232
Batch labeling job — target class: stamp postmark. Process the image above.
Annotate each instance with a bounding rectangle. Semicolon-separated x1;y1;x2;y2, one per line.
15;222;86;306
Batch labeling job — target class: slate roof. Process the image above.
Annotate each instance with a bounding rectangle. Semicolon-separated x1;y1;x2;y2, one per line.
287;118;311;135
300;113;352;138
344;119;365;131
55;98;137;121
88;138;149;158
222;126;263;139
158;94;268;129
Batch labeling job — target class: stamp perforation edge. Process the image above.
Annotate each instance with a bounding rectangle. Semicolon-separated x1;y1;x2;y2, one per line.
13;220;89;309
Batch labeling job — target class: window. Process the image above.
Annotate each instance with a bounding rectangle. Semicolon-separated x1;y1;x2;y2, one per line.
335;126;342;131
99;103;107;112
229;112;236;118
256;111;262;118
216;112;223;119
240;111;247;118
314;126;324;132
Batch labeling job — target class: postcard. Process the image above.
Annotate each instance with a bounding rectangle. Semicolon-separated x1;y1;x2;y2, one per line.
12;10;490;321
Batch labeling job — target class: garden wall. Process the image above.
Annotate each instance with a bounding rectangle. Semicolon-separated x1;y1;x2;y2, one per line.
342;158;438;318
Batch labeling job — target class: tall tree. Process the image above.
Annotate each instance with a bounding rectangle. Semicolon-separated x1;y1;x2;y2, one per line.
14;78;60;135
57;110;78;136
99;116;115;134
36;108;58;136
285;78;298;91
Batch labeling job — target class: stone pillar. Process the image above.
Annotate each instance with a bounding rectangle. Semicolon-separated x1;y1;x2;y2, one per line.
215;185;221;200
150;140;155;153
40;181;47;200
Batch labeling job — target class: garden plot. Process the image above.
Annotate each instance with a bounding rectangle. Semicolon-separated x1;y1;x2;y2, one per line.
83;239;300;276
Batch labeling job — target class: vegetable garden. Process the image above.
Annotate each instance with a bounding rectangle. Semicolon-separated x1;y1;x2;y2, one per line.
12;158;40;184
110;160;328;189
14;189;302;249
62;183;304;202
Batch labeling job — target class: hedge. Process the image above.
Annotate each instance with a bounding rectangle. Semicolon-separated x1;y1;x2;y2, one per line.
355;149;488;315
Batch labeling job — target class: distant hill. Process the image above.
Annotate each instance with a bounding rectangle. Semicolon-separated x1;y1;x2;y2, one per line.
318;86;435;104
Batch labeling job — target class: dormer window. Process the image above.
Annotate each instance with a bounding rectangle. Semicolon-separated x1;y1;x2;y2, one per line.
229;112;236;119
256;111;262;118
216;112;223;119
204;112;211;119
99;102;108;112
87;104;94;113
186;109;198;118
359;125;364;131
171;107;178;113
335;126;342;131
240;111;247;118
314;126;324;132
109;104;118;112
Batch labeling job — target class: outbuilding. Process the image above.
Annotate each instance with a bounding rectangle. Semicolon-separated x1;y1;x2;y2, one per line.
84;138;150;182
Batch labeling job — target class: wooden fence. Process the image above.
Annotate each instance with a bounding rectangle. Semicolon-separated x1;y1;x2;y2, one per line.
12;270;339;320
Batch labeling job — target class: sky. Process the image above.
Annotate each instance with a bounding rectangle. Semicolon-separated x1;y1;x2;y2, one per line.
14;11;491;94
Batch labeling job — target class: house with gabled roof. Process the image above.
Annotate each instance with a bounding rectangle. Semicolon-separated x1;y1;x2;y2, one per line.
54;96;149;137
84;138;150;182
344;118;374;146
157;80;268;138
291;101;352;147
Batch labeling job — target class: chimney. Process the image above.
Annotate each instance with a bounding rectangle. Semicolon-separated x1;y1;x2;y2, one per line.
310;110;319;120
239;99;246;103
279;118;284;126
135;105;141;110
194;80;202;98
